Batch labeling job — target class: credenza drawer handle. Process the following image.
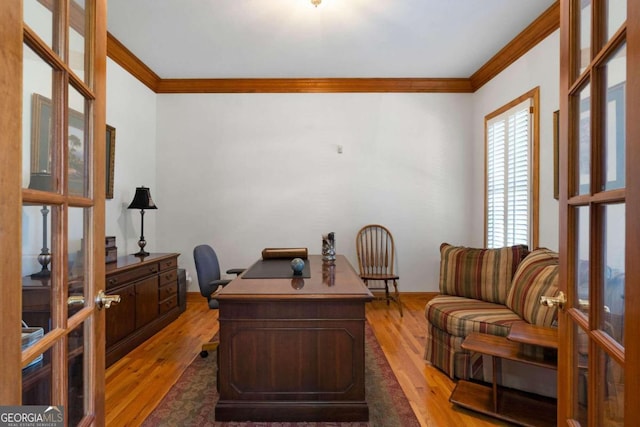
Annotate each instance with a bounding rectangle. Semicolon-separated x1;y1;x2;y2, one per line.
108;278;118;286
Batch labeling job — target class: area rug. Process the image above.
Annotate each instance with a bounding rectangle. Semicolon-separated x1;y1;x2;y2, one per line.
142;324;420;427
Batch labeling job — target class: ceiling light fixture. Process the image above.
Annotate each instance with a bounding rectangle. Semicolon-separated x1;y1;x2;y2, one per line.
311;0;321;7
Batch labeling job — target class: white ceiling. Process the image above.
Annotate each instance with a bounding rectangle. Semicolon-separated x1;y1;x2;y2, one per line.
106;0;556;79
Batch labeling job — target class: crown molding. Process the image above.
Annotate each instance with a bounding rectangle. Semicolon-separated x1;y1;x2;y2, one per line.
156;78;473;93
106;2;559;94
470;2;560;91
107;32;160;92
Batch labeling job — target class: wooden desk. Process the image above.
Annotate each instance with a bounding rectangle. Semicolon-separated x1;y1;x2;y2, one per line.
215;255;374;422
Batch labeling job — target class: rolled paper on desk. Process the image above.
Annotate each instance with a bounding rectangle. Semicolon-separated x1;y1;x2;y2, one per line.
261;247;308;260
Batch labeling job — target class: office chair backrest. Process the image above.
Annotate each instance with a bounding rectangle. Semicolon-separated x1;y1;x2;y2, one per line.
193;244;222;298
355;224;396;276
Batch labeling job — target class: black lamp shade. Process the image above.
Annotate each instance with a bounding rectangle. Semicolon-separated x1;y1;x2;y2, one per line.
29;172;53;192
127;186;157;210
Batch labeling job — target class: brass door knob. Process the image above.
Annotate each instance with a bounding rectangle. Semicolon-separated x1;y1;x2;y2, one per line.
540;291;566;309
96;290;121;310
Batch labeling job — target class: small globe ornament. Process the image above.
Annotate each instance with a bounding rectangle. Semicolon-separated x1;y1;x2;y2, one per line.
291;258;305;275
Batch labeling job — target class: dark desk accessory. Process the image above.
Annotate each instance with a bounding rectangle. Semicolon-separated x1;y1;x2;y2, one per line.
291;258;305;275
105;236;117;263
322;232;336;262
29;172;52;279
127;186;157;257
262;247;308;259
243;258;311;279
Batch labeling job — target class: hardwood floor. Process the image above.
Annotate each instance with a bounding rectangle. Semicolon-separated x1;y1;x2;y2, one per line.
105;293;508;426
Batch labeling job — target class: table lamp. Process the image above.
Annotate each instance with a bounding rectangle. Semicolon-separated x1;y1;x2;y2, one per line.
29;172;53;278
127;186;157;257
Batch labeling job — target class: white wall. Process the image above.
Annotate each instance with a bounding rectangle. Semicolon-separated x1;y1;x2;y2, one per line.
104;30;561;293
472;30;560;250
105;58;158;255
155;93;474;292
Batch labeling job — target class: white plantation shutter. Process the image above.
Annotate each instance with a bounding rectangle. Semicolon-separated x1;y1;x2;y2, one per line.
486;99;532;248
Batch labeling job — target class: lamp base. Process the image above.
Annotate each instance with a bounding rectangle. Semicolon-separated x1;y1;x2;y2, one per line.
31;251;52;279
30;268;51;279
134;238;149;257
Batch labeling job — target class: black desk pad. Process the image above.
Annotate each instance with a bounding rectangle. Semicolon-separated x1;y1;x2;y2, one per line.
242;258;311;279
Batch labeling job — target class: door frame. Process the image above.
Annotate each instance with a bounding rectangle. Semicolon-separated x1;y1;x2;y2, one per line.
0;0;25;404
0;1;108;424
558;0;640;424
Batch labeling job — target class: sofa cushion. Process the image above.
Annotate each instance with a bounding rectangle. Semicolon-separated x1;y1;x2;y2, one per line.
506;248;560;326
425;295;523;338
439;243;529;304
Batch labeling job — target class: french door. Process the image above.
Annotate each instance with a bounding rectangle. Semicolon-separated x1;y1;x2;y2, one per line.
558;0;639;425
0;1;108;425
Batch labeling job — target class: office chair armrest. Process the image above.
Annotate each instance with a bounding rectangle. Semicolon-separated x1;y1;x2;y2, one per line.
226;268;245;276
210;279;232;288
204;279;232;299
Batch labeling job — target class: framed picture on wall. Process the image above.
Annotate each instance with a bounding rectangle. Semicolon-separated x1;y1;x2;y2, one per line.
553;109;559;200
31;93;117;199
106;125;116;199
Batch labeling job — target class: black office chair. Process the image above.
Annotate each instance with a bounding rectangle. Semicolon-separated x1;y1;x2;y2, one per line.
193;244;244;357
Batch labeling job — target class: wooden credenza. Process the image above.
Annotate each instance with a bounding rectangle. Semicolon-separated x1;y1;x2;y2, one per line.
105;253;180;367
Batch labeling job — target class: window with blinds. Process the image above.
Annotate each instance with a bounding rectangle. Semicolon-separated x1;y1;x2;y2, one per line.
486;97;533;249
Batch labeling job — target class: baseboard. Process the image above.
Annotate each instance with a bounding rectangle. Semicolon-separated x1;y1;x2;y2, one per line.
188;291;439;301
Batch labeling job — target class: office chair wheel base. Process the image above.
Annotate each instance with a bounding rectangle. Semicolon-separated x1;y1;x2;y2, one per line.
200;350;209;358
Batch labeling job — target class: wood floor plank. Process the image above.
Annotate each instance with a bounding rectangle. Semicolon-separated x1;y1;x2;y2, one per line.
105;293;509;426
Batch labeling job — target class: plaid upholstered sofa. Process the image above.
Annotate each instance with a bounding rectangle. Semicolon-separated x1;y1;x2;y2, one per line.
424;243;560;380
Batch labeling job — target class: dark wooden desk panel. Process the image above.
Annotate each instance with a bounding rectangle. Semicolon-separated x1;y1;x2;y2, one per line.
216;255;373;422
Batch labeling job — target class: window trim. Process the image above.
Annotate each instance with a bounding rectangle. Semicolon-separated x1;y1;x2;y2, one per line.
484;86;540;249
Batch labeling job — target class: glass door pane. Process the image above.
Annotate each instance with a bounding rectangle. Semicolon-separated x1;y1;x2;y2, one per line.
603;203;625;346
579;0;592;75
68;323;85;425
68;86;88;197
576;206;590;315
602;43;626;191
69;0;86;82
575;325;589;425
22;346;53;405
606;0;626;41
601;352;624;425
22;204;54;333
577;83;591;196
23;44;54;188
23;0;54;51
68;207;87;316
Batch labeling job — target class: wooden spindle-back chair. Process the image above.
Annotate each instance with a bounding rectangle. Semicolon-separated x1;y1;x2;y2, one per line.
355;224;403;316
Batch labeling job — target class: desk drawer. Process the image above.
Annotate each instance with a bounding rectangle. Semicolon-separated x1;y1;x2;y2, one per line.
159;269;177;287
159;282;177;301
107;263;158;289
159;257;177;272
159;296;177;314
